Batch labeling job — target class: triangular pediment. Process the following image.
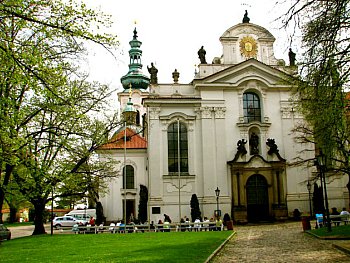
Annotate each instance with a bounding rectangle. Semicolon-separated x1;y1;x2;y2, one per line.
194;59;292;89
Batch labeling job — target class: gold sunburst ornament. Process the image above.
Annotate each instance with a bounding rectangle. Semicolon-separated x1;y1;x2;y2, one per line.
240;36;258;58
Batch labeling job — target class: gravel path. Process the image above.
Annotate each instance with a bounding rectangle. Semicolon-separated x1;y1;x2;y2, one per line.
212;221;350;263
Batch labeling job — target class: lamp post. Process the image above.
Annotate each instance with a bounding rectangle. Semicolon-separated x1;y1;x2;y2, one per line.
307;180;312;218
315;151;331;232
177;119;181;224
122;94;137;229
51;186;54;236
215;187;220;218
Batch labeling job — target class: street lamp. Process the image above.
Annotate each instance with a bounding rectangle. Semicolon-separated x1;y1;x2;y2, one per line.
215;187;220;218
307;180;312;218
51;186;54;236
122;94;137;229
315;151;331;232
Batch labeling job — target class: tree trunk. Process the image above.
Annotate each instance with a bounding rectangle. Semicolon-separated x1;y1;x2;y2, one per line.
32;199;47;235
0;164;14;224
9;206;18;223
0;188;5;224
347;176;350;209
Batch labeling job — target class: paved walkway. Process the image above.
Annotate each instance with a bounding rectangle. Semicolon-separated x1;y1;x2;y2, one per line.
212;221;350;263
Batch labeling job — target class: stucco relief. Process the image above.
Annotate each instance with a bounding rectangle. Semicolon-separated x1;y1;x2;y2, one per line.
280;101;299;119
166;181;193;193
199;106;213;119
214;107;226;119
187;120;194;132
149;107;161;119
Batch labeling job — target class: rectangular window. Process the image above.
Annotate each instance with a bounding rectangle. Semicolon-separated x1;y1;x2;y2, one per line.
152;207;161;214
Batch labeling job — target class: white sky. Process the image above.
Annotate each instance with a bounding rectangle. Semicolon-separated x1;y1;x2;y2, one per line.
84;0;295;99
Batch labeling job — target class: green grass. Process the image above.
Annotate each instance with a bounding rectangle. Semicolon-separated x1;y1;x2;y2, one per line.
0;231;233;262
3;221;34;227
309;224;350;238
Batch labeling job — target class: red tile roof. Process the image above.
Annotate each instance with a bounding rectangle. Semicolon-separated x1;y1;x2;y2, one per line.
99;127;147;150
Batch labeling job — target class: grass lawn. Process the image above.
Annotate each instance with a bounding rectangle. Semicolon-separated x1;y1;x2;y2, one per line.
309;224;350;238
3;222;34;227
0;231;233;262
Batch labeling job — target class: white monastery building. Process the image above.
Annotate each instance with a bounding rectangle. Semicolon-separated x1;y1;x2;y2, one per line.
98;12;349;224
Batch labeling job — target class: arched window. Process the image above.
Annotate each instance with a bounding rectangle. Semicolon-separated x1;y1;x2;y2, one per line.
168;121;188;174
243;92;261;122
123;165;134;189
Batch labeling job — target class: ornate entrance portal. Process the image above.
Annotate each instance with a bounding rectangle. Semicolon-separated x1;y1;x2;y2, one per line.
246;174;269;222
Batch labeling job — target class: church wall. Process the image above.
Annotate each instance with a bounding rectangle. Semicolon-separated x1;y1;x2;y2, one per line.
104;18;350;224
99;151;147;222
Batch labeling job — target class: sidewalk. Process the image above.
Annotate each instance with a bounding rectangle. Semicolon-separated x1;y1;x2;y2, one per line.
211;221;350;263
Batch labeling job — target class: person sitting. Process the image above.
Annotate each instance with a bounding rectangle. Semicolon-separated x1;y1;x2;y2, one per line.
215;217;223;231
331;207;341;226
119;221;125;233
340;208;350;224
72;223;79;234
163;221;170;232
109;222;116;233
157;219;163;232
98;223;104;233
340;207;349;216
89;216;95;226
194;218;201;232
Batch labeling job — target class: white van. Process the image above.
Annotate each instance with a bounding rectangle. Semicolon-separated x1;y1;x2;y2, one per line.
65;209;96;224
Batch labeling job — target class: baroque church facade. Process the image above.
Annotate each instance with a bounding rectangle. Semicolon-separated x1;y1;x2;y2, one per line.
98;13;348;224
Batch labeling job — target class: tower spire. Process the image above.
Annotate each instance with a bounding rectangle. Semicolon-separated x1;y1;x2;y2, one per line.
120;27;150;90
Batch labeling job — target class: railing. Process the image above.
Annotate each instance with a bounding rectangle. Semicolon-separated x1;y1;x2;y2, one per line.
315;214;350;228
62;221;226;234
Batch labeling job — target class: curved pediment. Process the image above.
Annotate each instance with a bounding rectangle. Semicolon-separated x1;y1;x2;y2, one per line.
227;154;286;169
220;23;275;40
218;22;278;65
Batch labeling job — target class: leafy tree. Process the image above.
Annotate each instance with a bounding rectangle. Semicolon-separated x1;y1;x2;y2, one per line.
0;0;119;234
138;185;148;224
190;194;201;222
279;0;350;206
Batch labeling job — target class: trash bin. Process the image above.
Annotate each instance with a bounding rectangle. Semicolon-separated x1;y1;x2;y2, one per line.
226;220;233;230
301;216;311;231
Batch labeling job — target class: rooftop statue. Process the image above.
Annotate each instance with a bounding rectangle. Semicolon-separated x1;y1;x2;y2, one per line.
242;10;250;23
288;48;296;67
172;69;179;83
147;62;158;84
198;46;207;64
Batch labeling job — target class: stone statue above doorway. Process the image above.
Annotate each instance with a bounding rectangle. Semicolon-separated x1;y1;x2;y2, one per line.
249;132;259;155
237;139;247;156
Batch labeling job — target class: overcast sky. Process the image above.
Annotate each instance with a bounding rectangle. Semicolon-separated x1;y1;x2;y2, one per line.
84;0;295;98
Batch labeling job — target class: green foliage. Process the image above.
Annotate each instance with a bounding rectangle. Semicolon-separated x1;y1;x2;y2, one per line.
280;0;350;176
138;185;148;223
0;0;120;232
0;231;233;262
190;194;201;222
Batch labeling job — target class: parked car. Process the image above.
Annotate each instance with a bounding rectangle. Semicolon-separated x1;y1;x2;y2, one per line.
0;224;11;241
64;213;90;226
53;216;81;229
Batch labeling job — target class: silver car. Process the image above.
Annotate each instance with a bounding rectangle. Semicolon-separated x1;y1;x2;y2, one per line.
53;216;79;229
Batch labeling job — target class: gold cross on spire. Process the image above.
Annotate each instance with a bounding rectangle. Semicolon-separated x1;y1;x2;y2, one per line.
128;83;132;98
